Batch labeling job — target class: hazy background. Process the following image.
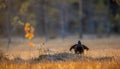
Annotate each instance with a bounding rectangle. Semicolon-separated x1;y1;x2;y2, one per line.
0;0;120;40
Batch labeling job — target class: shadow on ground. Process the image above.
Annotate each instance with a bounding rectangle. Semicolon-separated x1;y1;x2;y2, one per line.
33;52;115;63
0;51;116;63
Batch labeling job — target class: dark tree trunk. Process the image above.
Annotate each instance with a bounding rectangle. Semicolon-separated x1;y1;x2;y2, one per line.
35;0;47;36
106;0;111;36
79;0;83;38
5;0;12;49
59;0;66;37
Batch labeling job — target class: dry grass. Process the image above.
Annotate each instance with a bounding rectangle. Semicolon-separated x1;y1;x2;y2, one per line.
0;36;120;69
0;61;120;69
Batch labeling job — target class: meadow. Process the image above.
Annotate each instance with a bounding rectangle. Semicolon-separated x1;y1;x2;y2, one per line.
0;36;120;69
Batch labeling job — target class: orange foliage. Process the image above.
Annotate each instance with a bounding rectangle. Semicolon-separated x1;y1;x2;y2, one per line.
24;23;35;46
24;23;34;40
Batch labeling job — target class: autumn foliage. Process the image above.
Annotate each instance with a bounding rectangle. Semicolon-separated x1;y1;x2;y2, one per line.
24;23;35;47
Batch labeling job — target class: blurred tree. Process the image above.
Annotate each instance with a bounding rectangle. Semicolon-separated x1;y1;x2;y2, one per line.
109;0;119;16
59;0;69;38
0;0;7;36
34;0;46;36
109;0;120;34
5;0;12;49
0;0;120;39
78;0;83;38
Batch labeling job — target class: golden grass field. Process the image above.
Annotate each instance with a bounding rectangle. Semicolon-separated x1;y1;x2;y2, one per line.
0;36;120;69
0;61;120;69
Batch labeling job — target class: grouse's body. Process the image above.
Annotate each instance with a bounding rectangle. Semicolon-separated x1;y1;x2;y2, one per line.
70;41;89;54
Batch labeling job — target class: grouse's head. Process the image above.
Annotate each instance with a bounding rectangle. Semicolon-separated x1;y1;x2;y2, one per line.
78;40;81;45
